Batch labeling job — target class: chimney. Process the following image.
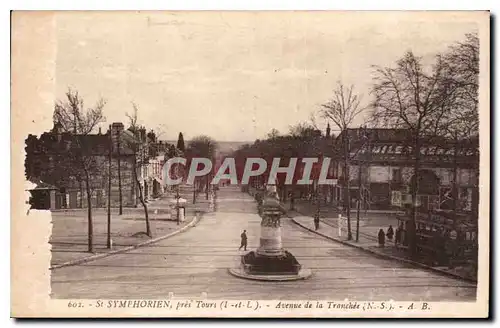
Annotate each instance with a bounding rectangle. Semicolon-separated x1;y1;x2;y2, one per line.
326;123;331;138
98;127;102;135
140;127;146;142
111;122;124;150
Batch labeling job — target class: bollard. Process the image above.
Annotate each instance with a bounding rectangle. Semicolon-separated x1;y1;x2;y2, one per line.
338;214;342;237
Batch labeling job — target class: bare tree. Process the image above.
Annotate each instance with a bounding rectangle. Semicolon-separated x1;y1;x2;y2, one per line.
288;122;318;138
370;51;450;258
53;88;106;253
186;136;218;201
266;128;280;140
125;103;152;237
438;33;479;217
321;82;366;241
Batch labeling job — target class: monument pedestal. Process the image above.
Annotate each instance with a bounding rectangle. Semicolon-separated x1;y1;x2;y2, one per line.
229;206;312;281
257;215;283;256
229;186;312;281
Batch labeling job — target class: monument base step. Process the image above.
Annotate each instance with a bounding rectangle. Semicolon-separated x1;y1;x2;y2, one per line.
240;250;302;275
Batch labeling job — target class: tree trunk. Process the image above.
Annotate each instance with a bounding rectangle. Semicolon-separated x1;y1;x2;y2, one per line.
193;179;197;204
78;179;83;208
316;180;321;218
452;136;459;215
117;134;123;215
176;186;180;225
134;161;151;237
107;124;112;248
205;174;209;200
356;164;362;242
84;174;94;253
107;152;112;249
409;138;421;259
344;137;352;240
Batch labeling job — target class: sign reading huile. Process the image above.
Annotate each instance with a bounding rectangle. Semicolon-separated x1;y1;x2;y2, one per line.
162;157;338;186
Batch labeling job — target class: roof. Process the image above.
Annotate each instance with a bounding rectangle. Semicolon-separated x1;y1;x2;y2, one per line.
332;128;479;167
341;128;412;144
337;128;479;147
38;131;137;156
28;179;59;190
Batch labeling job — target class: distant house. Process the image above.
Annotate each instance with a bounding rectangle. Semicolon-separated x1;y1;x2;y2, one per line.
27;179;59;210
26;123;146;209
332;128;479;214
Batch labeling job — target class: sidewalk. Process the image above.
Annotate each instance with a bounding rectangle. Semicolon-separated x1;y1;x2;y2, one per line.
50;185;211;268
290;199;403;223
290;214;477;283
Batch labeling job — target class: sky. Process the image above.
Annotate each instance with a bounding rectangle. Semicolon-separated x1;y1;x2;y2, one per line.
54;11;479;142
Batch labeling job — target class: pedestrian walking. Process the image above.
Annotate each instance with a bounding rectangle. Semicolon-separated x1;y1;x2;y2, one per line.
395;226;402;247
378;229;385;247
386;225;394;241
314;213;320;231
239;230;248;251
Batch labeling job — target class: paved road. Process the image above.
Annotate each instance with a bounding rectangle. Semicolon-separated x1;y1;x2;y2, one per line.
51;186;476;301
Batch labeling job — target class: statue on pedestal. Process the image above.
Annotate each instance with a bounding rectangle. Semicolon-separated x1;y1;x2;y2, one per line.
257;185;286;257
232;184;309;279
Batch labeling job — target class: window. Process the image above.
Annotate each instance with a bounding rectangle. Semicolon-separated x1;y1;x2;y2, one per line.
392;168;402;183
391;190;402;206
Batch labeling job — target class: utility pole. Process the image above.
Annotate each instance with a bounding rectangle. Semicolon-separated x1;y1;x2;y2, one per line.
452;133;459;217
107;124;112;249
117;128;123;215
356;162;362;242
206;174;209;200
176;163;180;225
356;126;368;242
193;178;196;204
345;135;353;240
316;179;321;220
177;185;180;225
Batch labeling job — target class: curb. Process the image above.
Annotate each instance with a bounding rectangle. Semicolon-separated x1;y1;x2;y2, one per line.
291;217;477;284
50;214;202;270
289;203;405;216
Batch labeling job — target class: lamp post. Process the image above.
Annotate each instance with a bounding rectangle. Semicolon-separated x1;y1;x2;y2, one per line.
175;161;180;225
107;124;112;249
176;185;180;225
116;128;123;215
356;126;368;242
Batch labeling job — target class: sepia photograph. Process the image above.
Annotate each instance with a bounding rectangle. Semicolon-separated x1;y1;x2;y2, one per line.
10;10;490;318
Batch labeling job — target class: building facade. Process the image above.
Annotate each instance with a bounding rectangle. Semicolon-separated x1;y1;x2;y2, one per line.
139;154;165;201
26;122;144;210
332;128;479;215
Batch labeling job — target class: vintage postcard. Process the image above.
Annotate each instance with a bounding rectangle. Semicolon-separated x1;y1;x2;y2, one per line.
11;11;490;318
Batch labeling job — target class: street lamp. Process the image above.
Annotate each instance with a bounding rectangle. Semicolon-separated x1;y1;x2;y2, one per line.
175;160;180;225
176;185;180;225
356;126;369;242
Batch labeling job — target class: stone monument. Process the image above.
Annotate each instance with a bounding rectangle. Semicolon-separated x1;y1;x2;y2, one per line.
229;185;312;281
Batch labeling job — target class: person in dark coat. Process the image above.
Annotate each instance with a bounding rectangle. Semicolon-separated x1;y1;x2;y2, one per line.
395;226;402;247
239;230;248;251
378;229;385;247
314;213;320;231
386;225;394;241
